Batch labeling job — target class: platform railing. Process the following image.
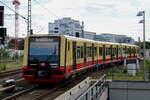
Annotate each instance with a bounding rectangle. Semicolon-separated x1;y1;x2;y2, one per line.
77;74;107;100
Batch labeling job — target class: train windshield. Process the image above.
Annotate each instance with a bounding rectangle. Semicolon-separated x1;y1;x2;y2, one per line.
29;37;60;66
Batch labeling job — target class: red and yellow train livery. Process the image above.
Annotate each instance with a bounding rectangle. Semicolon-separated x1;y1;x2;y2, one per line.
23;34;140;83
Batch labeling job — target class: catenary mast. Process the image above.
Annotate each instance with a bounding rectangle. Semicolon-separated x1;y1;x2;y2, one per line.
13;0;20;50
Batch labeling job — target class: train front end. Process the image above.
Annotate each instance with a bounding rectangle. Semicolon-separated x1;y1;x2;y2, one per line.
23;35;65;83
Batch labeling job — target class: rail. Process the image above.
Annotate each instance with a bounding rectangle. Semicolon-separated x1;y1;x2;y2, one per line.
0;68;22;77
77;74;107;100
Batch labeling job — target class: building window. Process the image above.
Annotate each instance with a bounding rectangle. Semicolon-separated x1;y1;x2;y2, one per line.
76;32;79;37
54;31;58;33
54;27;59;30
49;31;54;33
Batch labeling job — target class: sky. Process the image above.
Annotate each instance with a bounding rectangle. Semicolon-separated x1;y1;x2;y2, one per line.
1;0;150;41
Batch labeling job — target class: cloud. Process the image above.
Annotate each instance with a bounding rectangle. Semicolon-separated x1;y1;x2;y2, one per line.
2;0;150;40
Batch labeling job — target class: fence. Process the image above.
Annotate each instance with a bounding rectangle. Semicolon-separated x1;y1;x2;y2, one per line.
77;74;107;100
107;67;150;82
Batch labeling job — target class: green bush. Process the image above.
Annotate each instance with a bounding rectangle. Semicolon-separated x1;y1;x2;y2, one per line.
0;48;10;60
146;59;150;69
14;52;19;59
0;63;7;71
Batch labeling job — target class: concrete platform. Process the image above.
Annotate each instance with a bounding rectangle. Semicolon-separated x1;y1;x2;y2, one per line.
55;77;91;100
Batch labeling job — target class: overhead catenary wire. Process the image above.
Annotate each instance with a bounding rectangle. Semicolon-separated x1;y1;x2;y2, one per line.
0;0;44;34
1;0;60;34
33;0;60;19
0;0;27;21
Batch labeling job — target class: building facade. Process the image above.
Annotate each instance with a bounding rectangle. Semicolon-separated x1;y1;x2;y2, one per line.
94;33;135;44
48;17;82;37
48;18;135;44
84;31;96;40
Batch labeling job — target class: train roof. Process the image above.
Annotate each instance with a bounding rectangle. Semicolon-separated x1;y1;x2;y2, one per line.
28;34;138;47
64;35;138;47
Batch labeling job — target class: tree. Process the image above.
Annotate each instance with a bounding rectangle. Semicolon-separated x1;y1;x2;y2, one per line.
8;38;15;49
0;48;10;60
7;38;24;50
19;39;24;50
135;41;150;49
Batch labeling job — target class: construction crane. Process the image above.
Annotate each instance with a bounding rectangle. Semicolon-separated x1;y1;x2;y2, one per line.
12;0;20;50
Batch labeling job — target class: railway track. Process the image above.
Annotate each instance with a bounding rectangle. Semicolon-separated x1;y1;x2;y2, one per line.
0;68;34;100
2;87;35;100
0;60;16;63
4;76;87;100
0;69;22;78
0;77;34;100
1;66;112;100
42;67;111;100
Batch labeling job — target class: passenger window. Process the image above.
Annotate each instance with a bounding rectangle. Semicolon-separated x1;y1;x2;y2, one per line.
99;47;102;56
107;48;108;55
87;47;90;57
77;47;81;59
108;47;110;55
95;47;97;56
105;48;107;55
113;48;115;55
81;46;83;58
90;47;92;57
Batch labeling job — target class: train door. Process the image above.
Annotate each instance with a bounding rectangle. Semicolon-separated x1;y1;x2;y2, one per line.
119;47;122;59
125;46;127;58
92;44;94;64
134;47;135;57
110;45;113;60
72;42;76;70
103;45;105;61
116;45;118;60
123;46;126;58
84;43;86;67
129;47;131;58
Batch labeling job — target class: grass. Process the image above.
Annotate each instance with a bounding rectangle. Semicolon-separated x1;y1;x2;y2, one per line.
0;48;23;72
107;59;150;81
107;69;148;81
0;56;23;72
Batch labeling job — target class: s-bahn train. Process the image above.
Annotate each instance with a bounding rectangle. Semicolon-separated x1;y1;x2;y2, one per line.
23;34;140;83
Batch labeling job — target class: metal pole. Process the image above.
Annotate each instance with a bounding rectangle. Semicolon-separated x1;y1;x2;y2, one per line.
82;21;84;38
27;0;31;35
149;69;150;81
143;11;146;81
112;67;114;81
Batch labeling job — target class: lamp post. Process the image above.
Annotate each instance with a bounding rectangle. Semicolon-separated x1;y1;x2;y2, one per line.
137;11;146;81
